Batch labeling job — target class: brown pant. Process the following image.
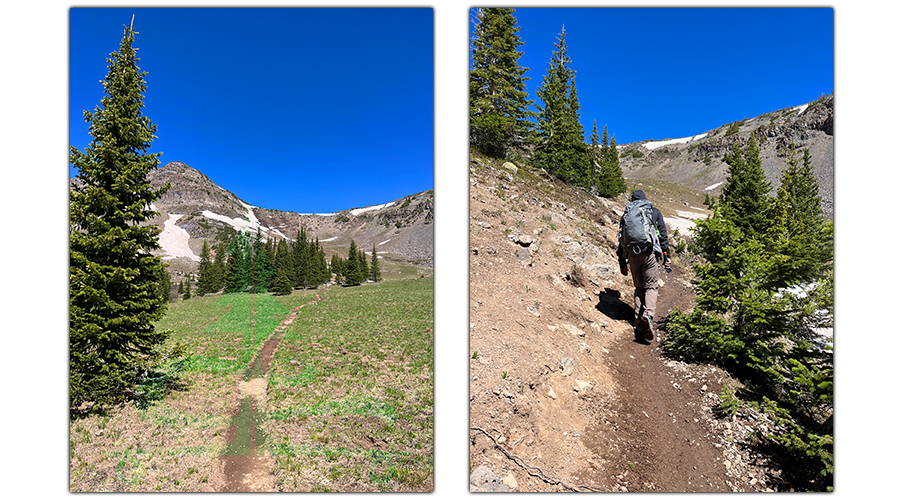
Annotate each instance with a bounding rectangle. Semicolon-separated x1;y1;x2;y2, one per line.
627;248;659;323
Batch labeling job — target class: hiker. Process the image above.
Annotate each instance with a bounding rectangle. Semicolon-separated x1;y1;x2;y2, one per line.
616;190;671;341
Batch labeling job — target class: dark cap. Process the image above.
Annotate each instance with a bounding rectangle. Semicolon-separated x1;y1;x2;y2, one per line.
631;190;647;201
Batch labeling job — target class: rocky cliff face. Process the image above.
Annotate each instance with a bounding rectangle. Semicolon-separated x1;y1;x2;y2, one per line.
618;94;834;217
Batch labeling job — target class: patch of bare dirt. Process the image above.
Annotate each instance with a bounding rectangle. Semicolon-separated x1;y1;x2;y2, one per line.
469;156;779;492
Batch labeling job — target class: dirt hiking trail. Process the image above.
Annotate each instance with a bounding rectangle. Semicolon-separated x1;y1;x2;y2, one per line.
217;291;323;492
469;156;779;492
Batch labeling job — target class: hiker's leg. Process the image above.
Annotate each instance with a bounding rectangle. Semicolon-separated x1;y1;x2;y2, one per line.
629;252;646;324
634;287;646;323
642;252;660;319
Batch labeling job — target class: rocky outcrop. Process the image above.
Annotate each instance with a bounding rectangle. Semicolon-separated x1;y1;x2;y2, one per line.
618;94;834;217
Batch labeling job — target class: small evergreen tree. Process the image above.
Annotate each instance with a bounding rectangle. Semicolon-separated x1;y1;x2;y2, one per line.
225;231;252;293
196;240;215;296
155;264;171;303
665;138;833;490
588;120;601;191
345;240;365;285
596;126;626;198
270;269;293;296
370;245;381;282
69;19;172;415
719;136;771;240
182;278;191;300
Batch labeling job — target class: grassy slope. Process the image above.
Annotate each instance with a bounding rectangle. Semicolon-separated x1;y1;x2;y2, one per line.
69;278;433;492
267;277;434;491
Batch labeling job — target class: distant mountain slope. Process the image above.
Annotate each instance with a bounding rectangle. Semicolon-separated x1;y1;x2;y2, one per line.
617;94;833;217
72;161;433;269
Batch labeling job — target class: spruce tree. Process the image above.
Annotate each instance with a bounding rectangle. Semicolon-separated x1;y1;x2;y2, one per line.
720;136;771;239
69;19;171;415
330;254;345;283
251;229;273;293
470;7;533;158
196;240;215;295
597;126;626;198
765;144;833;288
225;231;252;293
345;240;364;285
588;120;601;191
155;264;171;303
370;245;381;282
665;138;833;490
270;269;293;296
532;26;591;186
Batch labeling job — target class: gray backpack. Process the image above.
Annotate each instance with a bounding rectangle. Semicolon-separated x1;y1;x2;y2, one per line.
620;199;661;256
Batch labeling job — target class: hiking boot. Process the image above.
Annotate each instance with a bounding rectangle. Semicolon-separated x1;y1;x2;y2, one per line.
634;325;644;342
640;314;654;340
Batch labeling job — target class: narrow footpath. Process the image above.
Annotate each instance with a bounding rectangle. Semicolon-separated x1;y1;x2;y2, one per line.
217;292;323;492
581;261;770;492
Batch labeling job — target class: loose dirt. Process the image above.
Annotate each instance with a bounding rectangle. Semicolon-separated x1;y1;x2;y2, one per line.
469;157;778;492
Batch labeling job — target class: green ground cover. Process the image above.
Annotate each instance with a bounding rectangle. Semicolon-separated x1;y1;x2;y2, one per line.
71;279;432;492
267;277;434;491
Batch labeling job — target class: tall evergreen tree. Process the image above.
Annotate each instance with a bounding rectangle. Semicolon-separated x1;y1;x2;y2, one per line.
470;7;534;158
69;19;172;415
211;240;228;293
532;26;591;186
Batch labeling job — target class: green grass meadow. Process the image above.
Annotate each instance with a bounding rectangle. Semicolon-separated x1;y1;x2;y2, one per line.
69;277;433;492
267;277;434;491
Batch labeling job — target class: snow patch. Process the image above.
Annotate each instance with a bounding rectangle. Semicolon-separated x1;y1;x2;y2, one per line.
319;236;338;242
644;133;708;150
666;217;698;235
675;210;707;220
378;239;390;246
705;181;724;191
238;200;261;226
350;201;395;216
202;210;260;233
159;214;200;261
793;104;809;115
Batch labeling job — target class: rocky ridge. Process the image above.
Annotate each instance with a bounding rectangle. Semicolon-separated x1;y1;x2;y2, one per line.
72;161;434;271
617;93;833;217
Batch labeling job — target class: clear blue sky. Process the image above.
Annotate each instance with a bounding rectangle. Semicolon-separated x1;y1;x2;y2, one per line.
473;7;834;145
70;7;433;214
